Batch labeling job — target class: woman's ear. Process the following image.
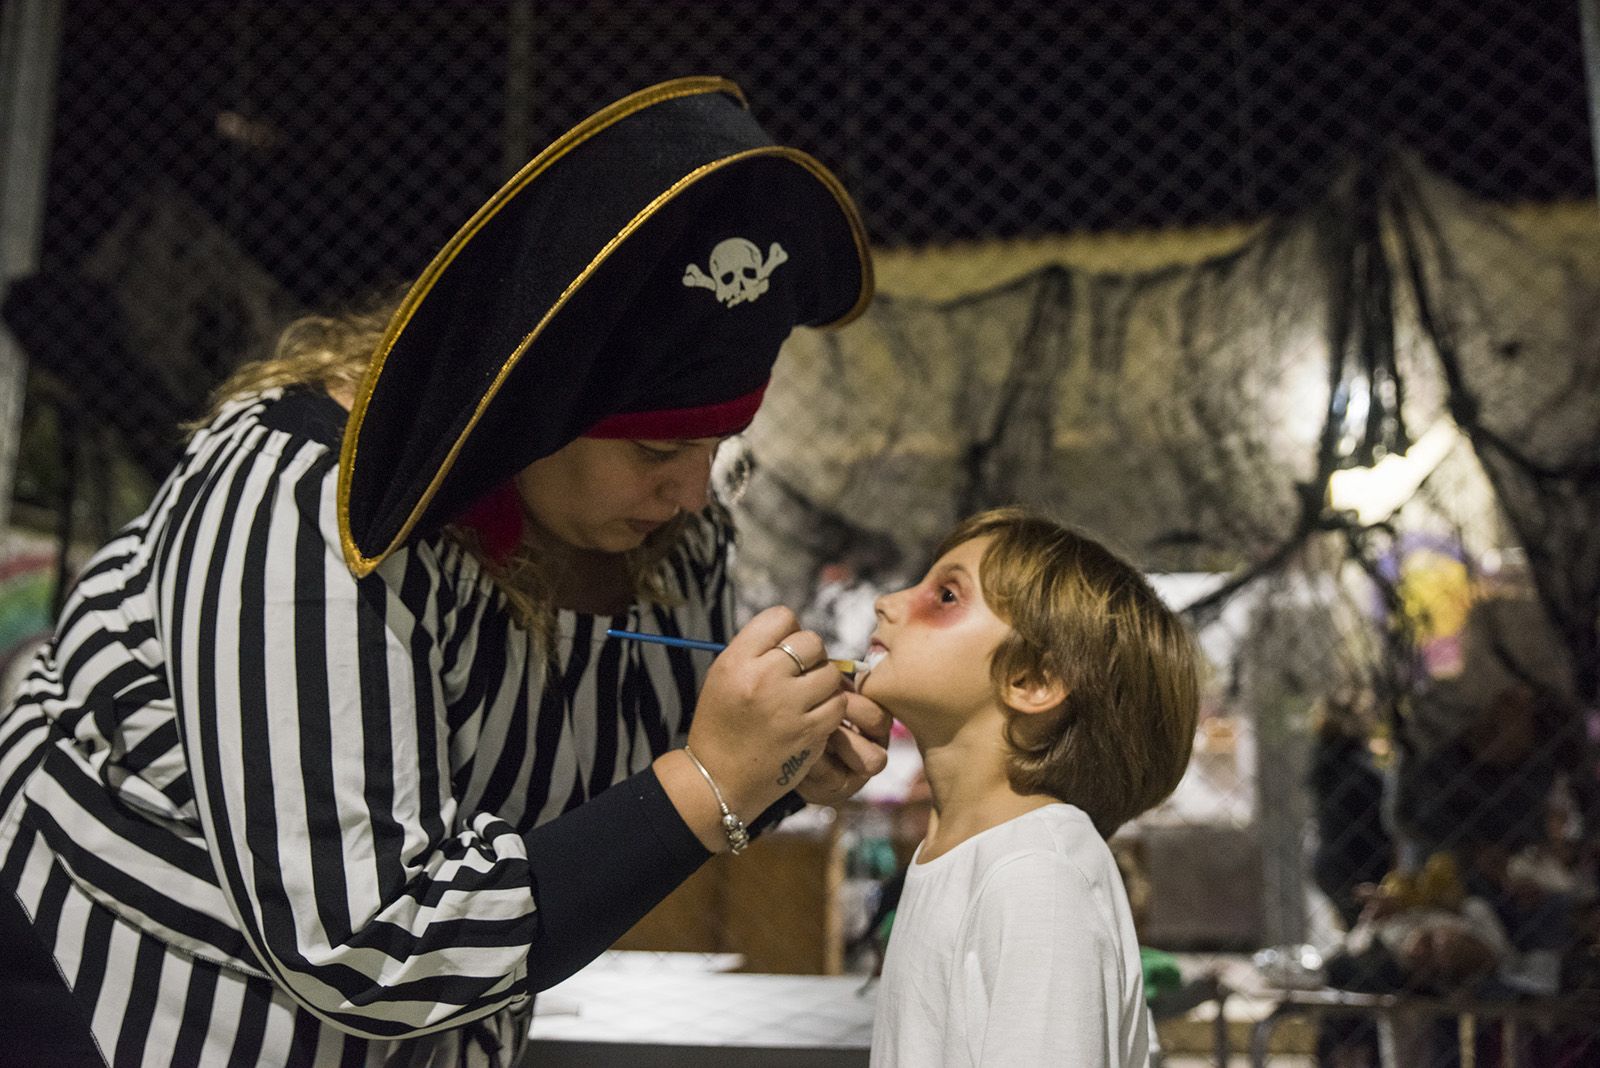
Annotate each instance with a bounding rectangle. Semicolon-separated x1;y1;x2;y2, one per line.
1003;673;1068;715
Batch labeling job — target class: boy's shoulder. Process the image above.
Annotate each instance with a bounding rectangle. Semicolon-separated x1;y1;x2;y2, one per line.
966;803;1112;887
956;805;1137;955
977;801;1100;850
905;803;1113;899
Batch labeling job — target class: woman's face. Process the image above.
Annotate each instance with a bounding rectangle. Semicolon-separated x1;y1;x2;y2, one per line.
514;436;724;553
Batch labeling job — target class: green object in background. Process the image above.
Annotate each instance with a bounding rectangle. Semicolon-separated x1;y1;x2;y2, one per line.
0;555;55;653
1141;947;1182;1003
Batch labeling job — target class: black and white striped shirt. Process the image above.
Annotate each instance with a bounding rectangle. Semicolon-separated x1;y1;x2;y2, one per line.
0;388;747;1066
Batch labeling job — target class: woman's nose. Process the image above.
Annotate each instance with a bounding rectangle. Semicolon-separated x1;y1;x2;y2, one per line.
875;588;906;622
660;453;712;512
670;477;710;513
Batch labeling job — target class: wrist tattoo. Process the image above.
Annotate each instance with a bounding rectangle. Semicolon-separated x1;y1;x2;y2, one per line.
776;749;810;786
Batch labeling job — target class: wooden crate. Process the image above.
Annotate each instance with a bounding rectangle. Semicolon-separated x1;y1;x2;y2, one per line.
612;820;845;975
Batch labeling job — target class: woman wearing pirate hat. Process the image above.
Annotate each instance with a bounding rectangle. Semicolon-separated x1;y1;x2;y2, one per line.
0;78;885;1065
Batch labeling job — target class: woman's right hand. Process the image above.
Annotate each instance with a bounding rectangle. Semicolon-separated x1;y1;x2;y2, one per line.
684;606;848;822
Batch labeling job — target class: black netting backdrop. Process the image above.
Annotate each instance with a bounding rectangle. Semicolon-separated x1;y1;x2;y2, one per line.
5;1;1600;1062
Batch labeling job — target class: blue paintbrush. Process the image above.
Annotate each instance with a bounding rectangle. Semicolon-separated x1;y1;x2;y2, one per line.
605;628;867;677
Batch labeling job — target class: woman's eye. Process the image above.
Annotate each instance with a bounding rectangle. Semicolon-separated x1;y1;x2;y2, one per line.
938;586;958;605
634;443;679;461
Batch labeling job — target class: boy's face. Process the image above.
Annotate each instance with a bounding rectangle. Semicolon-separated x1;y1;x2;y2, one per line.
860;536;1013;727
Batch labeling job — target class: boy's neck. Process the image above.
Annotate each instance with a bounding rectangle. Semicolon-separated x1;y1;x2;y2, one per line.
914;717;1057;863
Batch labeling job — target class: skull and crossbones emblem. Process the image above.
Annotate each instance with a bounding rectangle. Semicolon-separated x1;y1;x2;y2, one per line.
683;238;789;308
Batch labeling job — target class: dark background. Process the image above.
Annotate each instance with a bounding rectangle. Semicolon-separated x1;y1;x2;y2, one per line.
41;0;1595;307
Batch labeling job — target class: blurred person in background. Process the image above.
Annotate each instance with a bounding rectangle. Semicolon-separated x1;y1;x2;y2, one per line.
1394;683;1568;868
1307;688;1392;1068
1309;688;1394;930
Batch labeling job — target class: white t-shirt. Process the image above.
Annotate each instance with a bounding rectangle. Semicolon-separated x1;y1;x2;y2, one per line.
871;803;1156;1067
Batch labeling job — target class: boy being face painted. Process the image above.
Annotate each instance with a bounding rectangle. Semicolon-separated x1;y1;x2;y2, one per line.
863;508;1198;838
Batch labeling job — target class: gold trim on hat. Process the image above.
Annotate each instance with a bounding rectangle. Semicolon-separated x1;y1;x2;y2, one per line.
338;79;872;577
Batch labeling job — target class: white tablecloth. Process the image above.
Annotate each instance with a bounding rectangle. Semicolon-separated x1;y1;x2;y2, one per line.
524;954;877;1067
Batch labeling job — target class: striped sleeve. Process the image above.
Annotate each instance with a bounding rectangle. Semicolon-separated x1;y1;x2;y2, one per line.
152;426;538;1040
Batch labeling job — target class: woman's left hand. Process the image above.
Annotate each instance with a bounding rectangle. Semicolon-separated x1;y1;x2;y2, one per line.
794;689;891;806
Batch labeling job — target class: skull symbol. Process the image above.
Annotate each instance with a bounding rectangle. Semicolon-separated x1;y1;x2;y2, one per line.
683;238;789;308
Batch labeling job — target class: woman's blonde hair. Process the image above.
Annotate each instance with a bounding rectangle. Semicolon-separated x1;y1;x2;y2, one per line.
197;292;690;640
934;507;1200;836
194;291;400;426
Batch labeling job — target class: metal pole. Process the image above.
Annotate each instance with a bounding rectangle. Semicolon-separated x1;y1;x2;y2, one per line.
1582;0;1600;205
0;0;65;536
503;0;535;177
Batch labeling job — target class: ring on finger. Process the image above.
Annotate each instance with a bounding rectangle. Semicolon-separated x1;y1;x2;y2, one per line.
777;641;808;676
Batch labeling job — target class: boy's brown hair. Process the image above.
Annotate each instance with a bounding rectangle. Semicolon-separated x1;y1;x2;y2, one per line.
934;508;1199;836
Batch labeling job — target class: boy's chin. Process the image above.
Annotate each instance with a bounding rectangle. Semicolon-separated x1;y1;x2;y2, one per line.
864;686;928;731
859;676;903;714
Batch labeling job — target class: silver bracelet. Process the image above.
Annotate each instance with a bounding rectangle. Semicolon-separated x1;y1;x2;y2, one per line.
682;745;749;855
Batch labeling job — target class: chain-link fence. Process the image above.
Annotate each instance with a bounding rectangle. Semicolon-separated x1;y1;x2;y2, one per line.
3;1;1599;1064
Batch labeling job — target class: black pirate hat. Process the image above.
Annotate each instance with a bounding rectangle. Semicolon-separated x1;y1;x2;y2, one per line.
338;77;872;576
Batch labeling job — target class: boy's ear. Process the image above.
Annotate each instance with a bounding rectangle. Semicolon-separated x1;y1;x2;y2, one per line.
1003;673;1068;715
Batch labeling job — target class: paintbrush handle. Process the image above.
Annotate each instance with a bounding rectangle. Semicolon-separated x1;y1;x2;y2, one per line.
605;628;865;677
604;628;726;653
